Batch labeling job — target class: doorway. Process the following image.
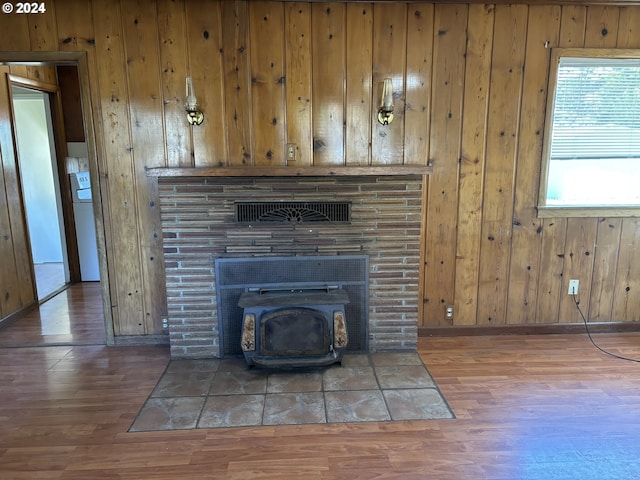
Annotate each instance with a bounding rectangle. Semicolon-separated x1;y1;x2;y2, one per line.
11;85;70;301
0;52;113;345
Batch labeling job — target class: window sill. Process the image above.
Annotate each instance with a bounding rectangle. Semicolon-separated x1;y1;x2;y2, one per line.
537;205;640;218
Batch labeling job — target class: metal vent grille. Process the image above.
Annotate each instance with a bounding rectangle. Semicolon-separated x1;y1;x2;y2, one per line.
235;201;351;224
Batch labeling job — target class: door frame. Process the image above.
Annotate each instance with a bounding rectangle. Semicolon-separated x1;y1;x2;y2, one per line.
1;51;114;345
9;75;80;289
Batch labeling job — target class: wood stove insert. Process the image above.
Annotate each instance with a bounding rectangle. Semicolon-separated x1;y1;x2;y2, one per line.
238;285;349;368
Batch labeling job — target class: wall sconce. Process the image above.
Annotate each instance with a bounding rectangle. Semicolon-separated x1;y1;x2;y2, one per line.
185;76;204;126
377;78;394;125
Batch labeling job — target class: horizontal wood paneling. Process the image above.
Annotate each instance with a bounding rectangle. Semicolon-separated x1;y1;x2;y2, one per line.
0;1;639;335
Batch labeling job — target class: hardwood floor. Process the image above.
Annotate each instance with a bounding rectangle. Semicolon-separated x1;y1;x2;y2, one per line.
0;282;105;347
34;262;67;301
1;285;640;479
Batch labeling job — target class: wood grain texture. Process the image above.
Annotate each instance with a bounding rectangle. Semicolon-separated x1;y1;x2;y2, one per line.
476;4;527;326
27;1;58;51
223;0;254;167
311;2;346;166
2;288;640;479
422;4;467;326
506;5;560;325
2;1;640;336
185;0;226;167
371;2;407;166
345;3;373;166
612;218;640;321
92;0;145;335
453;4;493;326
616;5;640;47
0;68;26;318
157;0;192;168
403;4;433;167
146;165;432;177
121;0;167;335
589;218;622;322
285;2;313;166
250;1;287;166
0;72;37;311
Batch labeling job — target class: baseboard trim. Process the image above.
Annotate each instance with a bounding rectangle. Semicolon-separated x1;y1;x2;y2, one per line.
112;334;170;346
419;322;640;337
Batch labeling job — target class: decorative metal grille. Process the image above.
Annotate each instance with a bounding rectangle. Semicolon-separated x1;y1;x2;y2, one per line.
235;201;351;224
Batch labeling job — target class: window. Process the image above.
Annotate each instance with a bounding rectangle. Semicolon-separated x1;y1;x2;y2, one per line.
538;48;640;217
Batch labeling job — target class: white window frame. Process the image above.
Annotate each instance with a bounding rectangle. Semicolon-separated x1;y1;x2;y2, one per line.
538;48;640;218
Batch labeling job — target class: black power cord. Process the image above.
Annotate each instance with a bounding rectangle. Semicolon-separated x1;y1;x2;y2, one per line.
571;293;640;363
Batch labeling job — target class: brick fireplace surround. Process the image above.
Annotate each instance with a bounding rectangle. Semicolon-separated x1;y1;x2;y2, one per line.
157;175;423;359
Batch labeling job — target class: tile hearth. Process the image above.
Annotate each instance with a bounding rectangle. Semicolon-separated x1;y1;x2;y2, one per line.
130;352;453;431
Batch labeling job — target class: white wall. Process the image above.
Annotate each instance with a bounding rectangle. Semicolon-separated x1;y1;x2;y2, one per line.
12;91;64;264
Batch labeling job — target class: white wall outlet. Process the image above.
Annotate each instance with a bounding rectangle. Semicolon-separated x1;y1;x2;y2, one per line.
286;143;296;163
445;305;454;319
568;279;579;295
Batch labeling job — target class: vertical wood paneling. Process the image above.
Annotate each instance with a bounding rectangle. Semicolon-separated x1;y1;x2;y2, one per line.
558;6;586;47
0;157;21;318
558;218;597;323
285;2;313;166
93;0;144;335
56;0;95;53
404;4;433;167
2;0;640;333
345;3;373;166
223;0;253;167
506;5;560;325
1;76;36;309
454;4;493;326
371;3;407;165
589;218;622;322
121;0;167;334
617;7;640;48
585;6;620;48
476;4;527;325
157;0;191;168
7;66;28;77
185;0;226;167
423;4;467;326
250;1;286;166
612;219;640;321
26;66;58;85
0;67;28;316
0;15;30;51
535;219;567;323
312;3;345;166
27;3;58;50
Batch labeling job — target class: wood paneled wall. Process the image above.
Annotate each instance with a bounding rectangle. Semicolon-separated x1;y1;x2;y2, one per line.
0;1;639;336
0;65;58;320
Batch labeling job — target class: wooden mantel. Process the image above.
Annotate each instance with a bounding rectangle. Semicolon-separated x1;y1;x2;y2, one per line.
146;165;433;178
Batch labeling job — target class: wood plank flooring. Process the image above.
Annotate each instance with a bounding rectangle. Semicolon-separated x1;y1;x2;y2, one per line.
34;262;67;301
0;283;105;347
1;284;640;479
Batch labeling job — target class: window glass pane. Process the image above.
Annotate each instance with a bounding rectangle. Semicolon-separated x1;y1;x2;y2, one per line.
545;55;640;207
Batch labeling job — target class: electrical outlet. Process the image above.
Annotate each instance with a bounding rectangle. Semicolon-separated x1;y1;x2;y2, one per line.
286;143;296;163
568;279;579;295
445;305;454;319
